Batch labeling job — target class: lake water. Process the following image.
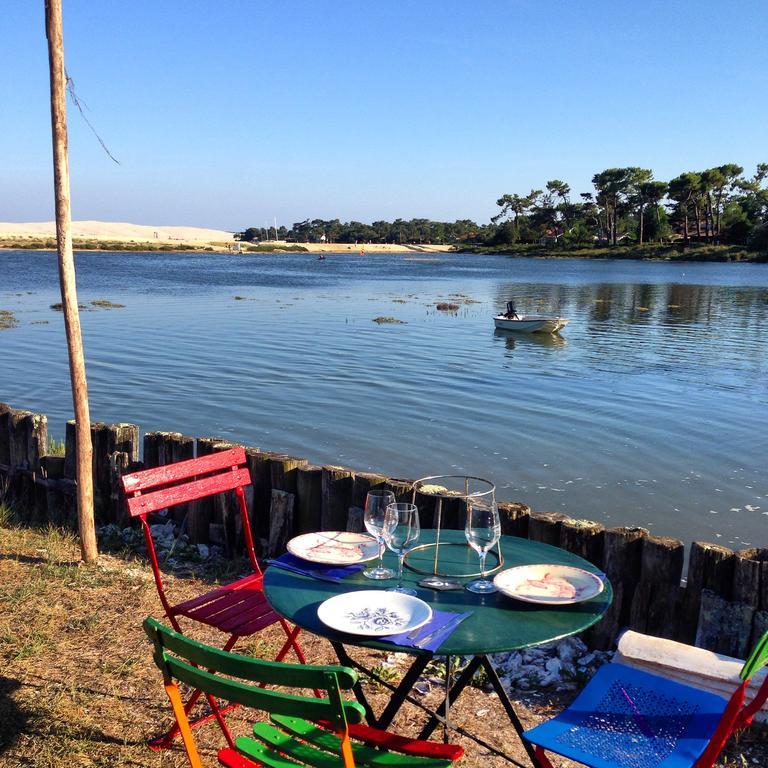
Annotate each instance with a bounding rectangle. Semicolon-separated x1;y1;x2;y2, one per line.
1;250;767;548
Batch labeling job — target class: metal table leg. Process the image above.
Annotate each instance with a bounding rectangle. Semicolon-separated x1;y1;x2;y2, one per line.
418;655;482;740
331;641;378;725
331;645;538;768
375;653;431;728
443;654;452;743
481;655;542;768
331;642;430;729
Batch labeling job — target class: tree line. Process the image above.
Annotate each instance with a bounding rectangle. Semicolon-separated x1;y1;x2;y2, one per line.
235;162;768;250
236;218;493;245
491;164;767;249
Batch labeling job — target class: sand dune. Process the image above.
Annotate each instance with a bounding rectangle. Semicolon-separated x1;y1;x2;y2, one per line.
0;220;235;243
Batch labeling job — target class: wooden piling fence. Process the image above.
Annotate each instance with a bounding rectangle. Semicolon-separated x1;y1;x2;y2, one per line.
0;400;766;655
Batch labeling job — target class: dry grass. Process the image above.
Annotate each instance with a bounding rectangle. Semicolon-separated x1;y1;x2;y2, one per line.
0;523;763;767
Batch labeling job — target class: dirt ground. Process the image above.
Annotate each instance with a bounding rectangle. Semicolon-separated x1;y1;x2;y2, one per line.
0;524;764;768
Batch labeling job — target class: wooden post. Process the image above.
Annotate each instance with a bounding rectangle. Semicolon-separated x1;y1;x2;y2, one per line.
9;410;47;471
413;490;439;529
40;454;68;525
295;464;323;533
560;519;604;566
351;472;387;509
640;536;685;585
188;437;220;544
45;0;97;563
267;490;295;558
6;410;48;514
266;454;307;554
64;419;76;479
528;511;570;547
681;541;735;644
629;535;685;638
269;454;308;497
732;548;765;608
91;423;139;521
143;432;194;523
696;589;755;658
383;478;415;503
244;449;277;540
0;403;12;471
109;451;130;526
587;526;648;650
498;502;531;538
198;439;240;551
321;466;354;530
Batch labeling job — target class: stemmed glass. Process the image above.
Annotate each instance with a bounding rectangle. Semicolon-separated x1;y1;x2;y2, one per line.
382;503;420;596
362;490;396;580
464;492;501;594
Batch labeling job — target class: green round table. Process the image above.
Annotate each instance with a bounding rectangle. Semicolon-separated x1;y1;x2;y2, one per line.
263;529;612;765
264;529;611;656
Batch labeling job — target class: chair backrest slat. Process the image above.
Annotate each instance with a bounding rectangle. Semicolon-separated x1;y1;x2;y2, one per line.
144;618;365;729
145;617;356;688
122;446;246;494
126;466;251;517
166;657;363;724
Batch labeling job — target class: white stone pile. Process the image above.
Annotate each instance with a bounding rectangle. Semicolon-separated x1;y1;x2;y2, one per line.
99;519;220;569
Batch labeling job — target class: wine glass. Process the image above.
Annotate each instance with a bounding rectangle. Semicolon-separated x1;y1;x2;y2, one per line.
464;493;501;594
362;490;396;580
382;503;420;595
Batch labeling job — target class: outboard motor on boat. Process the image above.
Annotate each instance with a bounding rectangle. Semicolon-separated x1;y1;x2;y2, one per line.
506;300;519;320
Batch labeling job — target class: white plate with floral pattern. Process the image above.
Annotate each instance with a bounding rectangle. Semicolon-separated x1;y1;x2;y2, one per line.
493;564;604;605
317;591;433;636
287;531;380;565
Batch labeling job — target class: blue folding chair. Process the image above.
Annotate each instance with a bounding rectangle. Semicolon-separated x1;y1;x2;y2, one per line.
524;630;768;768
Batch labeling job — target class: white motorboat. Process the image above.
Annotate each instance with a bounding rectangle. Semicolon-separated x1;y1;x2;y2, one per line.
493;314;568;334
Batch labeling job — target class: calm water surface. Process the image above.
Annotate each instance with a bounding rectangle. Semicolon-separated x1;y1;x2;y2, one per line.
1;250;767;547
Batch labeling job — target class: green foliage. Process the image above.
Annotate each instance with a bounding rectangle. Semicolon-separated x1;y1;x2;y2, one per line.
237;217;492;246
47;436;65;456
487;162;766;251
721;202;753;244
748;223;768;251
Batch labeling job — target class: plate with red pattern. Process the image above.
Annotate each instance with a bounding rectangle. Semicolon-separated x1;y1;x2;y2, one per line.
493;564;604;605
286;531;379;565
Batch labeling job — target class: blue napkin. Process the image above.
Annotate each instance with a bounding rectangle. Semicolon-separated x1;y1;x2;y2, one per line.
383;609;473;652
275;553;364;580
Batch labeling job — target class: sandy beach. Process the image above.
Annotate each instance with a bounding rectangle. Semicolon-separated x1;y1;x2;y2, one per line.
0;221;455;253
0;220;235;244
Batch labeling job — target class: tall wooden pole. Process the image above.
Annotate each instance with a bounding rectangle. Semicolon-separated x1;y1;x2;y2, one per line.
45;0;98;563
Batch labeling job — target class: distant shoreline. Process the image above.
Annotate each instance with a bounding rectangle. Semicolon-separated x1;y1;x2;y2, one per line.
458;242;767;263
0;240;456;254
1;219;765;261
0;218;456;254
2;241;766;262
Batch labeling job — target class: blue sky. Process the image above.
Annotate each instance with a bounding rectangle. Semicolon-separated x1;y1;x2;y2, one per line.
3;0;767;231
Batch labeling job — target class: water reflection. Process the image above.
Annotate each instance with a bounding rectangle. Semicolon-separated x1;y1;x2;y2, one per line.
493;328;567;353
494;281;768;331
3;251;768;547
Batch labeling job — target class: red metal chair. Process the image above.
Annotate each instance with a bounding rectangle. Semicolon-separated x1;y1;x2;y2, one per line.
122;446;306;749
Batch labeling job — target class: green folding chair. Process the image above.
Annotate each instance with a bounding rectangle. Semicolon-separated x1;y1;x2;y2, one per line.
144;617;464;768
